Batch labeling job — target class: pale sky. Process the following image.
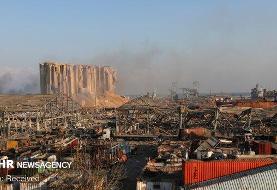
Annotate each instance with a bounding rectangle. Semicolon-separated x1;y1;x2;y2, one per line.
0;0;277;95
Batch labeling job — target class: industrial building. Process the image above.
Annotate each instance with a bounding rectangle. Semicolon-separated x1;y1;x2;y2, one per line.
40;62;117;96
0;63;277;189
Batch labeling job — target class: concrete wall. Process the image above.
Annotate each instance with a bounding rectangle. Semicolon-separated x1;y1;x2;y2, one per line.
40;62;116;97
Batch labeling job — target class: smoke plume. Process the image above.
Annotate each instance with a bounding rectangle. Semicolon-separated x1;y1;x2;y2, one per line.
0;68;39;94
91;47;194;96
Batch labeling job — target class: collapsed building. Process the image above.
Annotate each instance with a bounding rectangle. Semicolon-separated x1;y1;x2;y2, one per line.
0;62;130;189
1;61;277;189
250;83;277;101
0;93;129;189
40;62;127;107
40;62;116;96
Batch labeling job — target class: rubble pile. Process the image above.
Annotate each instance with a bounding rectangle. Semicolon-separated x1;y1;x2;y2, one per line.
40;62;128;108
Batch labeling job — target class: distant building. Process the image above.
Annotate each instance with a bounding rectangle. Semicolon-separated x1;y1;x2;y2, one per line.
251;84;277;101
251;84;264;99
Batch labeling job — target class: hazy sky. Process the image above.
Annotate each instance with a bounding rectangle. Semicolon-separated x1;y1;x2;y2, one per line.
0;0;277;95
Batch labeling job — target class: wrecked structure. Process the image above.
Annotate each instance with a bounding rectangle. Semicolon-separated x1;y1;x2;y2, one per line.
40;62;117;96
116;95;180;137
0;94;80;138
251;83;277;101
1;62;277;190
40;62;127;108
0;89;276;189
0;92;129;190
126;93;277;190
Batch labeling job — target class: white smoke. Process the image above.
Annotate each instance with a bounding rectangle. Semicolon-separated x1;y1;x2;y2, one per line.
0;67;39;94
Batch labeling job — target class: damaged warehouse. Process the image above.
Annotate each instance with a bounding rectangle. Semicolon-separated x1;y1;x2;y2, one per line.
3;1;277;189
0;87;129;189
0;63;276;190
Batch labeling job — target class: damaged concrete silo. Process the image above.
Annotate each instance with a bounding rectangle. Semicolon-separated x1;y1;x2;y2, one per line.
40;62;117;97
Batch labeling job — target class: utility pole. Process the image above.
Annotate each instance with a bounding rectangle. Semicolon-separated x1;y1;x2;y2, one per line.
213;108;219;131
115;108;119;135
248;110;252;129
147;109;150;134
179;112;183;129
169;82;177;100
178;106;187;129
0;111;4;136
193;81;200;97
94;67;97;107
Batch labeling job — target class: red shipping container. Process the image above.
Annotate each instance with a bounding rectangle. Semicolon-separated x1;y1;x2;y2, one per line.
253;141;272;155
181;127;211;138
69;138;79;148
0;168;16;177
234;100;277;109
183;159;276;185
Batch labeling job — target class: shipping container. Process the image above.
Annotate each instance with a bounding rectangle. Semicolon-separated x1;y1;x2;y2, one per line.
183;159;276;185
234;100;277;109
0;168;16;177
69;138;79;148
0;168;9;177
179;127;211;138
188;164;277;190
253;141;272;155
6;140;18;150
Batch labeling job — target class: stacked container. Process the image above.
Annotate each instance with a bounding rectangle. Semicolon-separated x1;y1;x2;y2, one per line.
183;158;276;185
253;141;272;155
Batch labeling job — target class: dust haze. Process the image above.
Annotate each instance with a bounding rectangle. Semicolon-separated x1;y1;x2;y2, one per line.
1;1;277;95
90;46;277;95
1;45;277;96
0;68;39;94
